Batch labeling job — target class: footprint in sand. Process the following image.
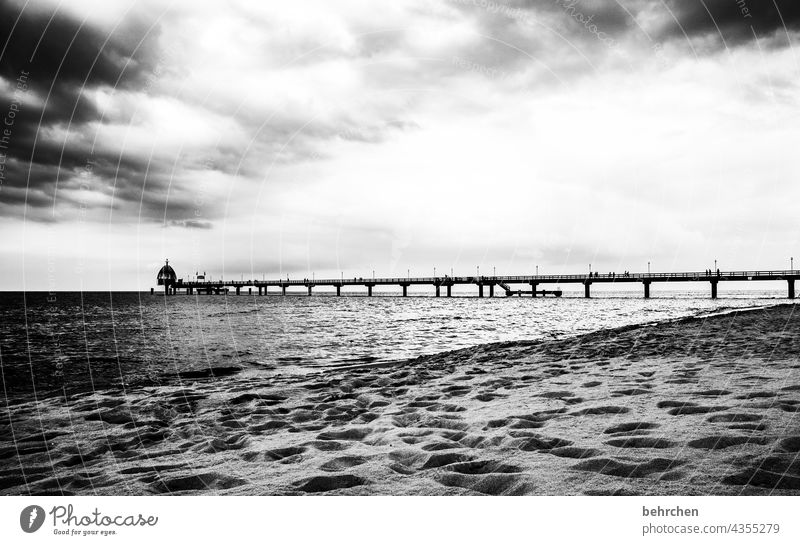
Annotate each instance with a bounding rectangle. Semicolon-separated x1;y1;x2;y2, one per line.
605;437;676;449
604;422;660;435
421;452;476;469
304;440;351;452
693;389;731;397
722;456;800;490
119;463;186;475
193;434;251;453
316;427;373;441
464;435;504;449
421;441;461;451
517;435;572;451
435;472;535;495
571;406;630;416
149;472;248;494
735;391;778;400
228;392;285;405
706;413;761;423
611;388;651;397
319;455;372;472
294;474;370;493
687;436;770;450
667;405;728;416
474;393;505;402
444;460;523;475
548;446;602;459
573;457;685;479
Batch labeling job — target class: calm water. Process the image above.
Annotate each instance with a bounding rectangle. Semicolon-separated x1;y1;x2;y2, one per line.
0;290;787;400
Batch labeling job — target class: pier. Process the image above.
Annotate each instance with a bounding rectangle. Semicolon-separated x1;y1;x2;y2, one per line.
154;262;799;299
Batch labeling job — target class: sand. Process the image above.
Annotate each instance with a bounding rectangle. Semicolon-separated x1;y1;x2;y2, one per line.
2;303;800;496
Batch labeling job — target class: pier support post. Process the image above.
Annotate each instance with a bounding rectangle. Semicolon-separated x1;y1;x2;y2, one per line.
402;285;407;297
337;285;341;296
235;286;241;296
368;285;373;297
643;281;651;299
584;282;591;298
307;285;312;296
435;285;440;297
282;285;287;296
478;284;484;298
789;279;795;299
710;280;718;299
489;284;494;298
530;282;537;297
248;288;252;295
447;284;452;297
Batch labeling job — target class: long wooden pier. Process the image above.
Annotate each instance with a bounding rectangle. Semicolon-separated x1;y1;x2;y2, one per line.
156;269;800;299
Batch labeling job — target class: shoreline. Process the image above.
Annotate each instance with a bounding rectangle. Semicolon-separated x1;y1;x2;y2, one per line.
3;299;785;406
2;303;799;495
320;302;792;376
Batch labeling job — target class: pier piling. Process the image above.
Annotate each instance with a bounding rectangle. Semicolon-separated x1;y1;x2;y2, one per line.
163;267;799;300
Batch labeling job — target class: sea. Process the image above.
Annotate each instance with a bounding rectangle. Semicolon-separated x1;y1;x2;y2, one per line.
0;289;788;403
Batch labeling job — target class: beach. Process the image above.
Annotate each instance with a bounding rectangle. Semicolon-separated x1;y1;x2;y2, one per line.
2;303;799;496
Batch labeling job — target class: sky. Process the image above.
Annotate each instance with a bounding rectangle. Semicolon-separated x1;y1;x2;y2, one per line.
1;0;799;290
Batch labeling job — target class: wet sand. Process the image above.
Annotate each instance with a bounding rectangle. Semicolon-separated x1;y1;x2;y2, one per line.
2;303;800;495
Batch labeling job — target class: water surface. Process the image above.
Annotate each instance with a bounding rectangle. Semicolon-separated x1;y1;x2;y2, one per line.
0;289;786;400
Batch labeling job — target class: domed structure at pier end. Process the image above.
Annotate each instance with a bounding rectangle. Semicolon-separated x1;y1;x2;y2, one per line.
157;259;177;293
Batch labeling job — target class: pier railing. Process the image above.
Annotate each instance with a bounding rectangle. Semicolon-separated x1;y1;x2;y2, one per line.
158;269;799;299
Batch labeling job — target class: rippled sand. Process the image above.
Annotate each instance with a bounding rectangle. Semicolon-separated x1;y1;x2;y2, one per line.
2;304;800;495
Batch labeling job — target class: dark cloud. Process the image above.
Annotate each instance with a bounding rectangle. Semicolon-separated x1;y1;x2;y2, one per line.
451;0;800;54
455;0;631;42
431;0;635;84
0;1;162;218
658;0;800;46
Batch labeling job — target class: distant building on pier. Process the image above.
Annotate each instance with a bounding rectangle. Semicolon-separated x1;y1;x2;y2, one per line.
157;259;177;294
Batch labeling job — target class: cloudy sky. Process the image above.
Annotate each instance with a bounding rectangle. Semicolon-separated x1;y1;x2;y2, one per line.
1;0;799;290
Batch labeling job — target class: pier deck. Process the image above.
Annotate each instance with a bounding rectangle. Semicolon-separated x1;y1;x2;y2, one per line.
155;270;800;299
